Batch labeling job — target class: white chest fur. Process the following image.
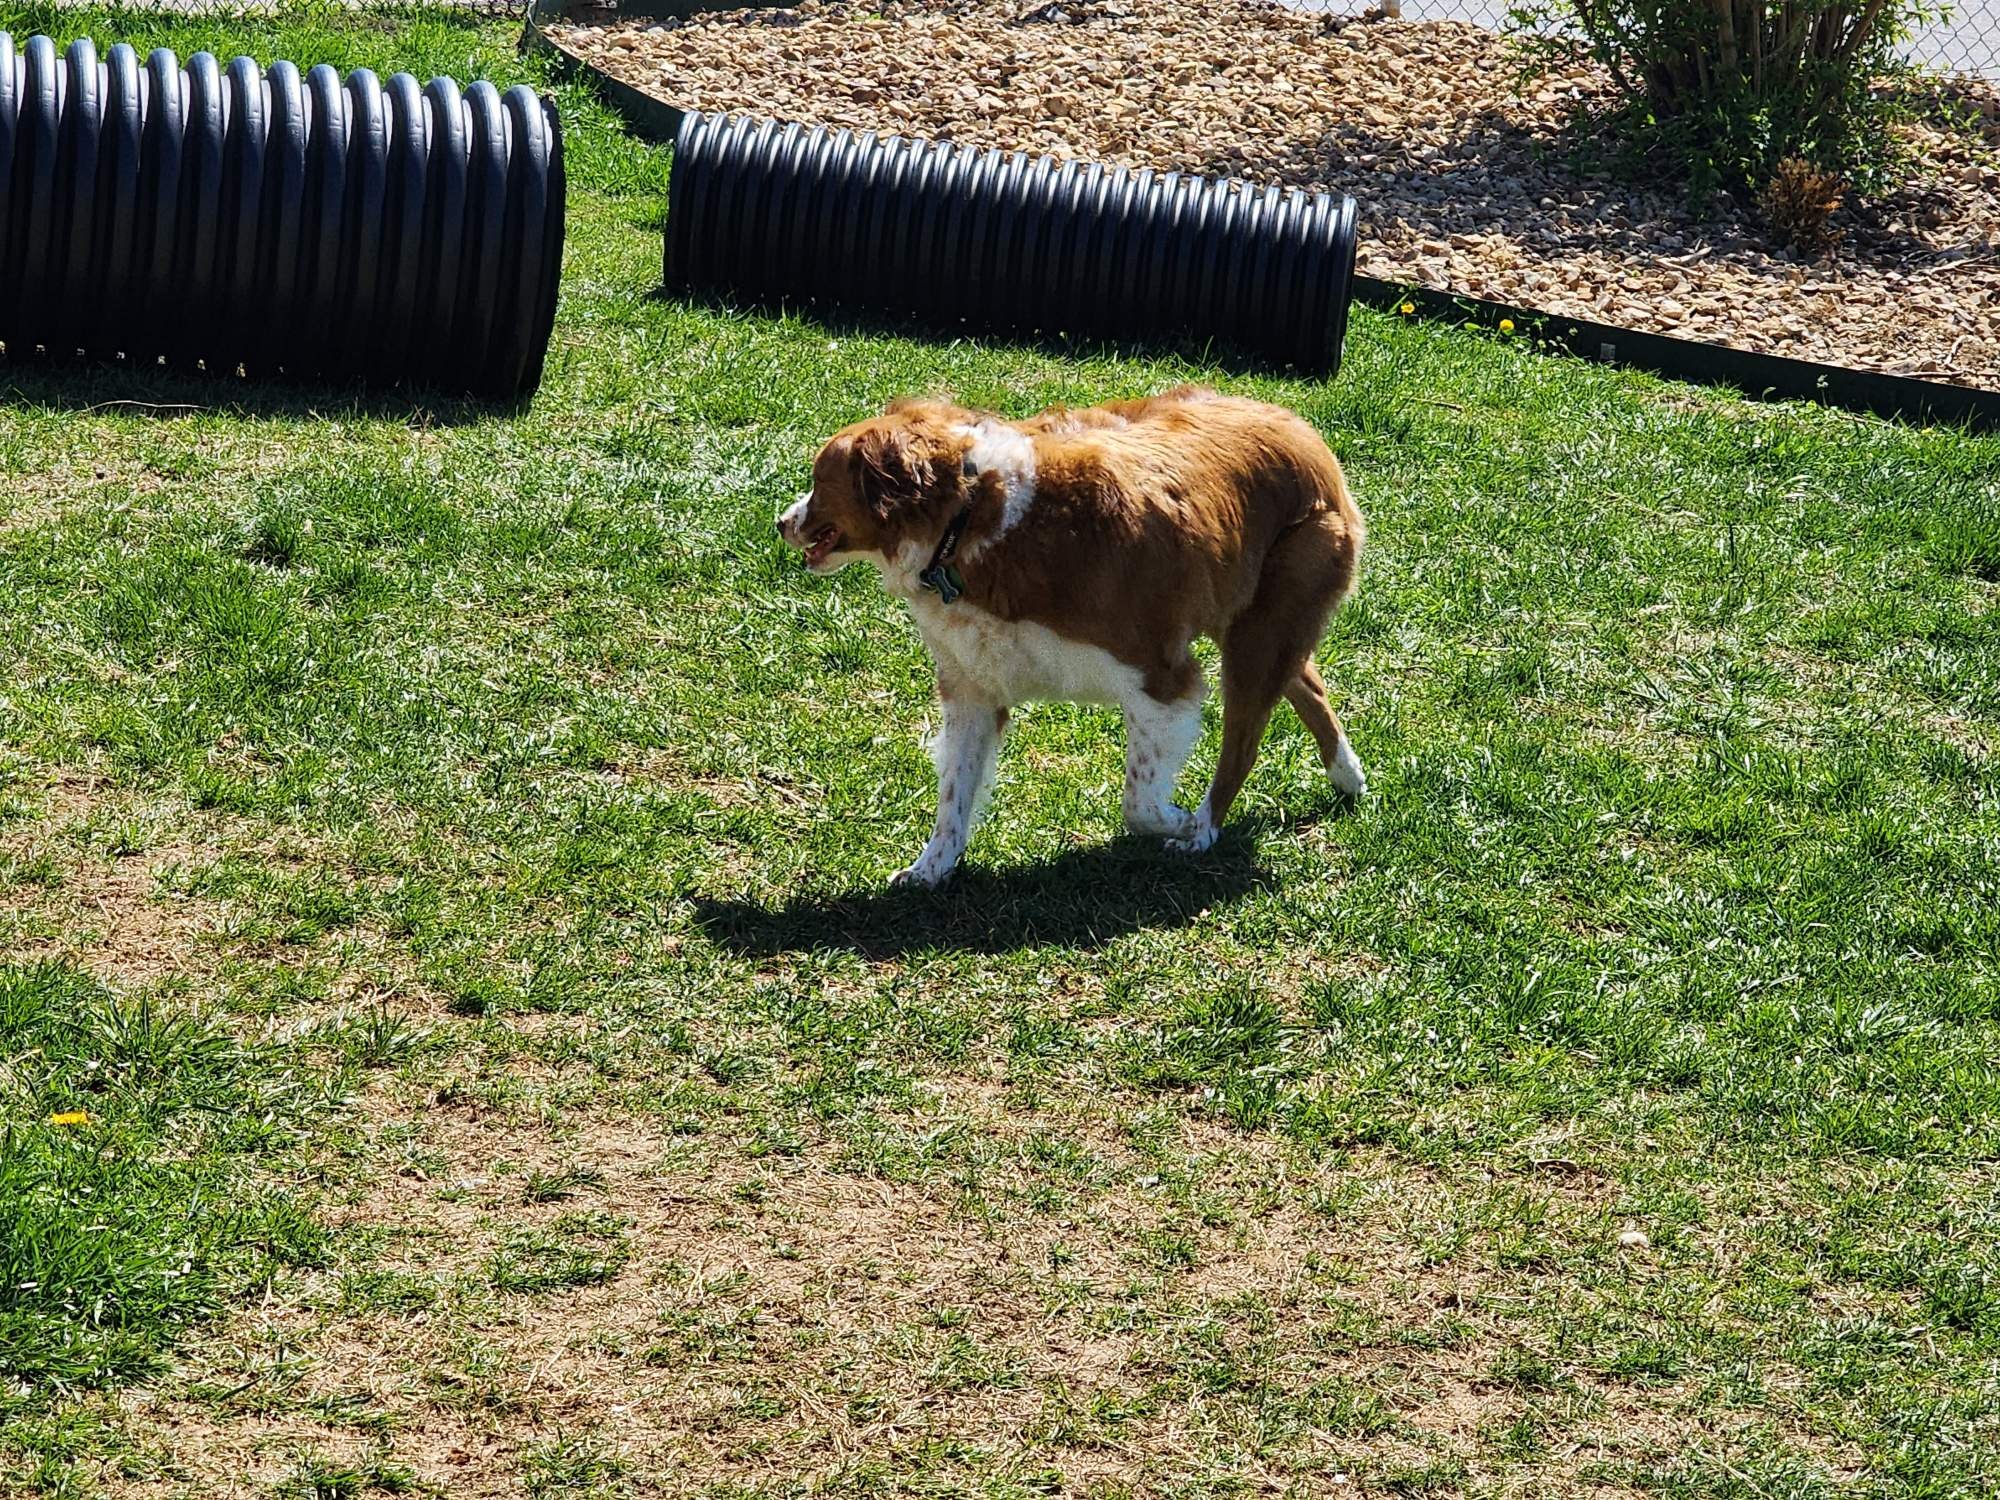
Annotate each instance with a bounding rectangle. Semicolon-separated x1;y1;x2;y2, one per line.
908;598;1142;708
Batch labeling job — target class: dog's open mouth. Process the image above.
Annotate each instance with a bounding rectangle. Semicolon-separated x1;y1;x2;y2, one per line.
804;527;844;567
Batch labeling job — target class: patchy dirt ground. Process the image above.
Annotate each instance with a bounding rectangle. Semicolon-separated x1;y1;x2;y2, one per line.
550;0;2000;389
85;1063;1795;1498
0;760;426;1008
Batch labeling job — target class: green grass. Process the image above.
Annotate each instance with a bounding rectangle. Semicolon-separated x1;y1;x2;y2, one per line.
3;5;1999;1497
0;966;331;1392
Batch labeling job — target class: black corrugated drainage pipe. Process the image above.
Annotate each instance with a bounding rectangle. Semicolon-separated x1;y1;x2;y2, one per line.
664;111;1360;375
0;32;565;399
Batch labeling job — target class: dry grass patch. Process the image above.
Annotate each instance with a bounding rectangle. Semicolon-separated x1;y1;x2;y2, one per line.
1;768;233;986
0;764;433;1023
83;1061;1835;1498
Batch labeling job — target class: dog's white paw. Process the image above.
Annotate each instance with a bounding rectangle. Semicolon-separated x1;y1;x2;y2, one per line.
1330;737;1368;798
1125;801;1195;839
891;858;955;890
1164;818;1220;855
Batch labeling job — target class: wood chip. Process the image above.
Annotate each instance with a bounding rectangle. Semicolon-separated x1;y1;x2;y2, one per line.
549;1;2000;389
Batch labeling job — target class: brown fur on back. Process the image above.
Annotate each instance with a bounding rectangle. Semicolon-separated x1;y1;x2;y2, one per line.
876;388;1360;698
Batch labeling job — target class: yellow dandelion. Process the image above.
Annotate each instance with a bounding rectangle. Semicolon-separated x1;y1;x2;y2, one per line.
1499;318;1516;334
1399;301;1415;315
47;1111;91;1126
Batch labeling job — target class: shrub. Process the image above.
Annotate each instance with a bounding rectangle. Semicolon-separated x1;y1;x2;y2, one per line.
1760;154;1846;250
1512;0;1938;201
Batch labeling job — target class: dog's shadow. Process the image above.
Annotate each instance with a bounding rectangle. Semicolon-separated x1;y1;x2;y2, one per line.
691;830;1275;959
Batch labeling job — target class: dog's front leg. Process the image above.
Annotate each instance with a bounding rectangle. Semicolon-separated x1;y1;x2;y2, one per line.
892;698;1007;889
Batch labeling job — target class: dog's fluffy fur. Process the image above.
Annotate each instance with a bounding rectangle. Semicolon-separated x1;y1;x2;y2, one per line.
778;386;1365;887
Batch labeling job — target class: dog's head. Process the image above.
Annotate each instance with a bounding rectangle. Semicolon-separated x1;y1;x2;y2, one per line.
778;401;972;575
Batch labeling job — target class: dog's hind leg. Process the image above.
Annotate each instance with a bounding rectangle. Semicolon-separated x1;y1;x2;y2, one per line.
1170;514;1357;853
1122;676;1206;838
1284;661;1366;798
892;697;1007;889
1168;637;1291;854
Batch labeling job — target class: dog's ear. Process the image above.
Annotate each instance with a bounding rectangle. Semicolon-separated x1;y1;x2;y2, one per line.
853;425;932;522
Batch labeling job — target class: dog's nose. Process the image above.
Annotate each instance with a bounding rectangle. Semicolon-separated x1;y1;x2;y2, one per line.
775;519;785;538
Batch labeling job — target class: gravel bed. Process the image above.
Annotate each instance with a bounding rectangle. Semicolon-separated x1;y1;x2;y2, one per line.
550;0;2000;390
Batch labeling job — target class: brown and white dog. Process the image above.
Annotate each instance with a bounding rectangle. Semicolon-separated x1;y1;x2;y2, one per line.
777;386;1366;887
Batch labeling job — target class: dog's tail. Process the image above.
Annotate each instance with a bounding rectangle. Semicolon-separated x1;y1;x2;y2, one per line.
1274;411;1365;599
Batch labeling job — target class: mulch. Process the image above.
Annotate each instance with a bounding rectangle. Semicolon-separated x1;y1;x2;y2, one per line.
549;0;2000;391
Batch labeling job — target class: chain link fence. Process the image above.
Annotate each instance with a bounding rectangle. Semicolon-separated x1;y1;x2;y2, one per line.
1367;0;1997;78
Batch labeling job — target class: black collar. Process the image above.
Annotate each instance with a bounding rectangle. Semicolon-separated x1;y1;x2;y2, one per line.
919;507;971;605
